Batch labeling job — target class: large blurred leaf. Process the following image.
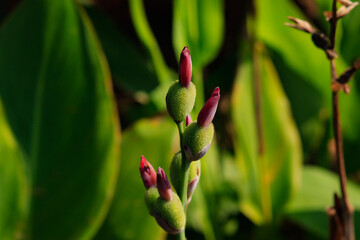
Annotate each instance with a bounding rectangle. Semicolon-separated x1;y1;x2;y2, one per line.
0;0;120;239
95;117;176;240
172;0;225;70
231;47;302;224
0;100;28;240
286;166;360;239
340;0;360;64
256;0;360;165
129;0;172;84
86;7;158;94
256;0;330;159
256;0;329;97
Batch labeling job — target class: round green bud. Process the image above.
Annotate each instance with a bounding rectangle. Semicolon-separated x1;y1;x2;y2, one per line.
183;122;214;161
170;152;201;193
144;187;160;216
170;152;182;192
154;192;186;234
188;160;201;183
166;81;196;123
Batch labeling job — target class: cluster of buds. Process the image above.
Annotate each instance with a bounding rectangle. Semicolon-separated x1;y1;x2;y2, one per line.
139;47;220;235
140;156;185;234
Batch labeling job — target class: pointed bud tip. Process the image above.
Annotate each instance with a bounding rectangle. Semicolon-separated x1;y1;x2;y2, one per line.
213;87;220;96
157;167;172;201
140;155;146;168
140;155;157;189
197;87;220;127
179;46;192;88
186;115;193;127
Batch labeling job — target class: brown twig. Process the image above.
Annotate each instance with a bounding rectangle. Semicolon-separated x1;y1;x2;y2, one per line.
328;0;354;239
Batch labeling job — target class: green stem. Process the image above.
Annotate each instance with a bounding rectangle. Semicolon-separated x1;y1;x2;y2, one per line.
175;122;190;240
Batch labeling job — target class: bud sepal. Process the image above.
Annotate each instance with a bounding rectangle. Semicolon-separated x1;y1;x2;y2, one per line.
157;167;173;202
179;46;192;88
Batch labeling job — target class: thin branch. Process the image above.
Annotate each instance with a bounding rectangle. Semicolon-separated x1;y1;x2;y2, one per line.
328;0;354;239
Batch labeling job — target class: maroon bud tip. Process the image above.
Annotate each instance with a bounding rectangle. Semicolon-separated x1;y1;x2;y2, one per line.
197;87;220;127
185;115;193;127
139;155;157;189
157;167;173;201
179;46;192;88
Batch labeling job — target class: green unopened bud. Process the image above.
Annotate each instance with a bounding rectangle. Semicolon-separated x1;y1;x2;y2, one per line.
154;192;186;234
187;160;200;205
188;160;200;185
170;152;201;194
170;152;182;192
166;81;196;123
144;187;159;216
183;122;214;161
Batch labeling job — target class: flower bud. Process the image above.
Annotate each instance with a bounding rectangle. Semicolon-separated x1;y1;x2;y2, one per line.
170;152;200;193
157;167;173;202
170;152;182;192
197;87;220;128
139;155;157;189
179;46;192;88
166;81;196;123
187;160;200;204
154;192;186;234
186;114;193;127
183;122;214;161
144;187;159;216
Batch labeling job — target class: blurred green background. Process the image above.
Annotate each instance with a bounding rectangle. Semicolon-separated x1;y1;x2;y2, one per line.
0;0;360;239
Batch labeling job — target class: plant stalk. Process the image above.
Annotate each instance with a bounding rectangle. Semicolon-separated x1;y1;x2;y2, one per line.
175;122;190;240
328;0;354;239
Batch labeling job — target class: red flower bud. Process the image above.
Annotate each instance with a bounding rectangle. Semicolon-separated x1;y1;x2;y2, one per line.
157;167;173;201
197;87;220;127
139;155;157;189
186;114;193;127
179;46;192;88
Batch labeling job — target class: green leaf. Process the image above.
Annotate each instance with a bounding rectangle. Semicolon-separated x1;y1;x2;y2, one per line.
86;7;158;94
95;117;177;240
255;0;331;159
129;0;172;84
172;0;225;70
231;47;302;224
0;100;29;240
256;0;360;168
340;0;360;64
286;166;360;239
0;0;120;239
256;0;330;98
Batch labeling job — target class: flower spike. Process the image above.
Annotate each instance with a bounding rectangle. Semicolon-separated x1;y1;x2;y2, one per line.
157;167;173;201
197;87;220;127
179;46;192;88
139;155;157;189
